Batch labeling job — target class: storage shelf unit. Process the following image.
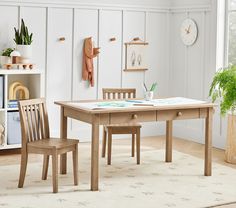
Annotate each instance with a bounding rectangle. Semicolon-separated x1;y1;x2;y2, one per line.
0;69;44;150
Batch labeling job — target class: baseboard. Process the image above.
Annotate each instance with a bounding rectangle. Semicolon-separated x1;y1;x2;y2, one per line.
173;124;226;149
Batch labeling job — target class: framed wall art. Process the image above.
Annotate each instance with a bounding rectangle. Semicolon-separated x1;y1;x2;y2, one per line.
124;40;148;72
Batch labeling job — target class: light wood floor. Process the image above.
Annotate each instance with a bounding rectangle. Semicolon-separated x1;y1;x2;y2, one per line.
1;136;236;208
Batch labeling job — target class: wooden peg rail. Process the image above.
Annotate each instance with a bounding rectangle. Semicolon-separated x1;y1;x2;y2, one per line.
110;37;116;42
133;37;140;41
58;37;65;42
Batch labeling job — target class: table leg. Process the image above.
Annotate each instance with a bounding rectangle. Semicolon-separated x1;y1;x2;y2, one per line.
60;107;67;174
205;107;213;176
91;116;99;191
166;120;173;162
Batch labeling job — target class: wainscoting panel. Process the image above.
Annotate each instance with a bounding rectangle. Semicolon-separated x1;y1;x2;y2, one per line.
0;6;18;51
47;8;73;136
97;10;122;99
122;11;146;98
20;7;47;69
70;9;99;140
170;6;218;145
146;12;169;97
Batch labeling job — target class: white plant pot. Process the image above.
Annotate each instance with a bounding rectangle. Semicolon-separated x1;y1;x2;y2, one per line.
0;56;11;67
16;45;32;63
225;113;236;164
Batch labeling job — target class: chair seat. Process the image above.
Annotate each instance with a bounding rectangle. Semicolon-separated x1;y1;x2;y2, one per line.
27;138;79;150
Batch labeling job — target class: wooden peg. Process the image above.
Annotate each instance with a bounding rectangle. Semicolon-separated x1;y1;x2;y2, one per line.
58;37;65;42
133;37;140;41
110;37;116;42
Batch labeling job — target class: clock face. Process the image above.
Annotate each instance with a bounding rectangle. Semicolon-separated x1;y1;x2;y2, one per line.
180;18;198;46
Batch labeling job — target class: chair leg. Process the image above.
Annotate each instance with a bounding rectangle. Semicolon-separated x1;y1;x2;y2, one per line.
52;148;58;193
107;129;112;165
131;133;135;157
72;145;78;186
42;154;49;180
102;127;107;158
136;128;141;165
18;150;28;188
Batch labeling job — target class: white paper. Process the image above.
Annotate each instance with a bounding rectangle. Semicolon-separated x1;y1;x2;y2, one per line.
68;97;207;110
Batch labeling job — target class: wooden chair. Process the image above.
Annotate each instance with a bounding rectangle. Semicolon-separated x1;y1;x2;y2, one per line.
102;88;141;165
18;98;79;193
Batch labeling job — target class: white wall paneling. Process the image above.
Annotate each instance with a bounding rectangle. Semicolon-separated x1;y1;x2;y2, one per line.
146;12;169;97
0;6;18;51
122;11;146;98
169;12;188;135
70;9;98;140
47;8;73;136
170;10;207;142
98;10;122;98
169;1;223;148
0;0;222;148
185;12;206;143
143;12;170;136
72;9;98;101
20;7;47;97
0;0;170;12
20;7;47;69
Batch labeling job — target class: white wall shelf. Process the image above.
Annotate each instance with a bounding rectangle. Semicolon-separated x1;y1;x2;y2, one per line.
0;69;43;75
0;69;44;150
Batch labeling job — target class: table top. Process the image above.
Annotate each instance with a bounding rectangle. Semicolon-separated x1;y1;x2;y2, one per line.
55;97;216;114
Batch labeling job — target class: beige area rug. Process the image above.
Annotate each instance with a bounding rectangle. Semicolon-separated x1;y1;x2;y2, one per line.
1;148;236;208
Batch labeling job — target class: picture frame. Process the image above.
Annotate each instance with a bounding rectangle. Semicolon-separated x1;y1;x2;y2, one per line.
124;41;148;72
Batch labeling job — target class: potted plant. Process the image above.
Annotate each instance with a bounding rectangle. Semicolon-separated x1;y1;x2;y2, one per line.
209;65;236;163
14;19;33;63
0;48;14;67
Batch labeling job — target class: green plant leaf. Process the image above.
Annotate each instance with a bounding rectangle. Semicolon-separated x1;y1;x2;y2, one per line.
209;65;236;115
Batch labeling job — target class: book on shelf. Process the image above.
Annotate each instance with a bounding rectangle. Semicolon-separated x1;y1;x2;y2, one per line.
8;100;19;109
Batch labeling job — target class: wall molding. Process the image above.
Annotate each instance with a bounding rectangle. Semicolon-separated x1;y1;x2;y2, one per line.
170;5;211;13
0;0;170;12
0;1;211;13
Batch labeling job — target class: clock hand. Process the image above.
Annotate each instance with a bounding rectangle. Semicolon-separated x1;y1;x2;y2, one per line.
187;25;191;33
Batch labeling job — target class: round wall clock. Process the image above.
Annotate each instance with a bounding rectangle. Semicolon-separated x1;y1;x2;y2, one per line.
180;18;198;46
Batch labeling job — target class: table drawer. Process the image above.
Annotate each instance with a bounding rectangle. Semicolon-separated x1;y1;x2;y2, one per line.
157;109;200;121
110;111;156;124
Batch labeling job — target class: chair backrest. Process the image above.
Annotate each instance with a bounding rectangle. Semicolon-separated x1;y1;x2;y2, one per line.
102;88;136;100
18;98;50;146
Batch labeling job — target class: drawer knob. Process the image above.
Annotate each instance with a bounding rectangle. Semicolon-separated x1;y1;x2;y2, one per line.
132;114;138;119
177;112;182;117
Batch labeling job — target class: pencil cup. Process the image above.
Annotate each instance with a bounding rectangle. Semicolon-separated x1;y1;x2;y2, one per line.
145;91;154;101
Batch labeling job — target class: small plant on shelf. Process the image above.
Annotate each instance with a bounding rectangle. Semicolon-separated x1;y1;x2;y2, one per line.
1;48;14;57
13;19;33;64
14;19;33;45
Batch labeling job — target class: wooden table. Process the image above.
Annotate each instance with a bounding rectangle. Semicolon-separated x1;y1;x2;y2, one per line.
55;98;215;191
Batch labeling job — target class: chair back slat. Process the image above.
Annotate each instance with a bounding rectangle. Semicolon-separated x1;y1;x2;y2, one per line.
33;104;40;140
30;105;37;141
42;102;50;138
38;103;45;139
18;98;50;145
26;105;33;142
102;88;136;100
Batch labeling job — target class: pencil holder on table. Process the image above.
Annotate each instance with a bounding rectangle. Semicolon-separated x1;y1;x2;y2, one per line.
145;91;154;101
